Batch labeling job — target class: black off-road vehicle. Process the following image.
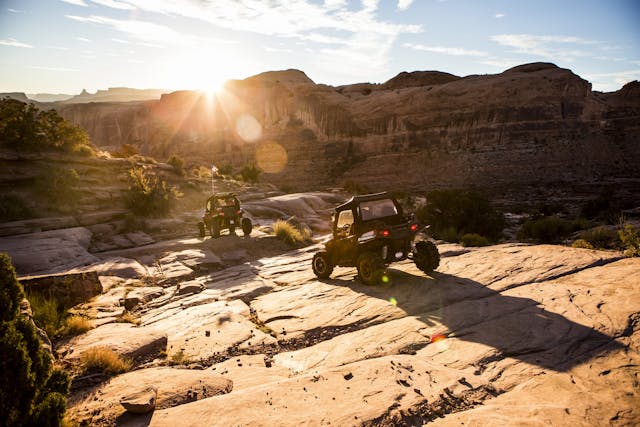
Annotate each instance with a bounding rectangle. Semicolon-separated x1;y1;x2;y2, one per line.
312;192;439;285
198;192;252;238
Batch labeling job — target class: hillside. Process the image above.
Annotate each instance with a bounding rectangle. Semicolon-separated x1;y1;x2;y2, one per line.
53;63;640;209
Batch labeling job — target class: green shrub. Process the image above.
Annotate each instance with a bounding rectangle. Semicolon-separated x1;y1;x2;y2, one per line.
218;164;234;176
578;226;620;249
417;189;504;241
572;239;594;249
460;233;490;247
167;155;185;176
273;220;305;245
240;164;261;183
125;166;180;217
619;223;640;257
0;253;69;427
518;215;574;243
0;194;33;222
0;98;93;155
25;291;66;339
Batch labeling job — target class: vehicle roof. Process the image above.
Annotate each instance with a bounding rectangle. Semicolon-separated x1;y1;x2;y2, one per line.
207;192;237;199
335;192;395;211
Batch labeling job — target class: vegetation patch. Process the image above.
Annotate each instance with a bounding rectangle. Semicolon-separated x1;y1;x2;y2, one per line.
167;154;185;176
125;166;181;217
619;223;640;257
460;233;490;247
240;163;261;183
273;220;307;245
0;98;94;155
63;316;94;336
0;253;70;427
169;350;193;366
0;193;33;222
80;346;132;375
518;215;577;244
578;226;620;249
417;189;504;242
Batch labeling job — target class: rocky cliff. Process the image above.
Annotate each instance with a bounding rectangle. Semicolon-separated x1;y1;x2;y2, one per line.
55;64;640;206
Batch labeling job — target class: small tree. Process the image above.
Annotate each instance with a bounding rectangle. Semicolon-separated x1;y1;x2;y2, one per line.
125;166;180;216
240;164;261;183
417;189;504;242
0;253;70;427
167;155;185;176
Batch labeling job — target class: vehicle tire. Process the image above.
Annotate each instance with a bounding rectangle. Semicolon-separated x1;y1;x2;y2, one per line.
229;224;236;234
413;240;440;273
242;218;252;236
198;222;205;238
357;252;384;286
312;251;334;279
210;220;220;238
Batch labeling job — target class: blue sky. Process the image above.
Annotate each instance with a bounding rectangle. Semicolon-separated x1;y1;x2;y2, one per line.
1;0;639;94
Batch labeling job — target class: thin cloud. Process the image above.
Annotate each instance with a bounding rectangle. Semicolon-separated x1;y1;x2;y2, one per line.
495;13;505;18
76;37;91;42
91;0;136;10
265;47;293;53
398;0;414;11
111;38;130;44
404;42;487;56
0;38;33;48
582;69;640;92
490;34;601;61
46;46;71;51
60;0;88;6
28;66;80;72
8;8;24;13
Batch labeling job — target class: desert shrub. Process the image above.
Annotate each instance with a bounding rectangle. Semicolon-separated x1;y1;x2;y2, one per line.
0;253;70;427
460;233;490;247
169;350;193;366
111;143;139;158
518;215;574;243
125;166;180;217
217;164;234;176
581;191;634;224
417;189;504;242
25;291;66;339
0;193;33;222
167;154;185;176
115;312;140;325
240;164;261;183
572;239;594;249
80;346;132;375
273;220;305;245
619;223;640;257
578;226;620;249
0;98;93;155
62;316;93;336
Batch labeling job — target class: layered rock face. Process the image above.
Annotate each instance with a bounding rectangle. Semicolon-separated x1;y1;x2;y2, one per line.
56;64;640;204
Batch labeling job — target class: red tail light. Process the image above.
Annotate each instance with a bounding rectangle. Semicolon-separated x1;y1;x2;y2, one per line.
378;229;390;237
410;224;418;232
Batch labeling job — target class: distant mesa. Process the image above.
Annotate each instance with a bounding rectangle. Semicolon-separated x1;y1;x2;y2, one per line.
504;62;559;74
241;69;315;86
63;87;169;104
27;93;74;102
0;92;30;102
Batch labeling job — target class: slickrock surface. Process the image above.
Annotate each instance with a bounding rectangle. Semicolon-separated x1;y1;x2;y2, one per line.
59;242;638;426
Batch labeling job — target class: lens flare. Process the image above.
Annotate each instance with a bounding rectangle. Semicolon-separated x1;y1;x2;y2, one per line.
256;142;288;173
235;114;262;142
430;333;446;343
389;297;397;306
381;273;390;284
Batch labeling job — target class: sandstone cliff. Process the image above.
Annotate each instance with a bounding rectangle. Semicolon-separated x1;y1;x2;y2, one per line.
55;63;640;206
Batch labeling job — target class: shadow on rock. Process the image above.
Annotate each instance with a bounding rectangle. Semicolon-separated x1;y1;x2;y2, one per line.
324;268;624;373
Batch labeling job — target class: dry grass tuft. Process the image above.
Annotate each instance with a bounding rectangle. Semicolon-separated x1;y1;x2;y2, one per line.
273;220;305;245
115;312;141;325
63;316;93;336
80;346;132;374
169;350;193;366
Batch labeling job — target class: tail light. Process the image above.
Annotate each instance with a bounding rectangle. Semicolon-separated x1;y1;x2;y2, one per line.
377;229;390;237
410;223;418;232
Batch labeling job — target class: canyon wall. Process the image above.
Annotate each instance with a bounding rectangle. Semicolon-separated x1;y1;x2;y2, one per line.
55;63;640;206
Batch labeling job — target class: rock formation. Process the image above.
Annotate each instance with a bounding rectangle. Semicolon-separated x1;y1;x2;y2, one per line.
53;63;640;208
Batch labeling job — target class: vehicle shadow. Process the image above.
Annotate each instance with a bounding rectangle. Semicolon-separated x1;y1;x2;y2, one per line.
323;267;624;373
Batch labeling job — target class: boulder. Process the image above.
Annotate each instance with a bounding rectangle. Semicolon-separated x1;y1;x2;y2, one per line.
20;270;102;306
120;386;157;414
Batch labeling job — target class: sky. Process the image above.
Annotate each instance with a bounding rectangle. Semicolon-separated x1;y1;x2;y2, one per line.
0;0;639;94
